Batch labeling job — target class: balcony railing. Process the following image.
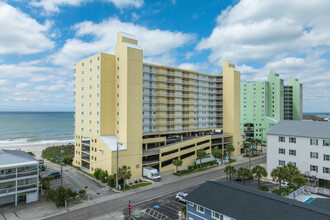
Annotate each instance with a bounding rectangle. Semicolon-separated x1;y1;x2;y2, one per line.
17;170;38;178
0;174;16;181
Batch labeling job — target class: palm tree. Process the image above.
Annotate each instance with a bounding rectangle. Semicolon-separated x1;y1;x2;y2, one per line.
249;138;256;155
255;138;262;154
243;143;250;156
226;144;235;160
172;158;183;173
212;147;222;165
251;165;268;188
224;165;236;182
118;165;132;190
271;166;288;192
237;167;251;185
196;149;207;168
285;163;300;187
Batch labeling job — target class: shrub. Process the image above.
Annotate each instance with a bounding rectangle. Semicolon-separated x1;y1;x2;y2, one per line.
99;170;109;183
258;185;269;192
63;156;73;165
129;182;133;185
139;179;142;183
135;180;138;184
94;169;101;179
78;190;86;198
107;175;116;187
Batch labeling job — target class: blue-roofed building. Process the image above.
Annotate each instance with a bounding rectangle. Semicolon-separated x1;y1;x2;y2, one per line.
0;149;39;206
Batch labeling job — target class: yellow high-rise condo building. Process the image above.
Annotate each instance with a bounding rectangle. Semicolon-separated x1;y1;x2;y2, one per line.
74;32;243;178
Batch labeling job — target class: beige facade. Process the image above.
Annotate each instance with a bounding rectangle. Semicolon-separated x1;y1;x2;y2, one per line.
74;32;242;179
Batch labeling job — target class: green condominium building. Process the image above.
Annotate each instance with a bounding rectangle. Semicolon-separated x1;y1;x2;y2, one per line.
241;71;303;142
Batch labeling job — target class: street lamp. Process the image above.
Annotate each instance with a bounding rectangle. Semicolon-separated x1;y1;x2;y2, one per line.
116;141;122;190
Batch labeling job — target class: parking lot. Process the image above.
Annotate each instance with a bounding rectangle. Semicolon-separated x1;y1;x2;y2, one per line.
121;187;197;220
43;161;116;199
119;178;278;220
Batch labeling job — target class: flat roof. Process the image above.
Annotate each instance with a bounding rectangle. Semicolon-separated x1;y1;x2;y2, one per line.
186;181;330;220
267;120;330;139
0;149;39;169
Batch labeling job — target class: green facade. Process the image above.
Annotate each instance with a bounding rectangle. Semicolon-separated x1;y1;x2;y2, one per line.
241;71;302;142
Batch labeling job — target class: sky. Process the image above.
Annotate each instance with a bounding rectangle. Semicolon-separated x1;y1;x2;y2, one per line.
0;0;330;112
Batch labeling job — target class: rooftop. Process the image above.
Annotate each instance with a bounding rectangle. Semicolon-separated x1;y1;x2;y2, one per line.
185;181;330;220
0;149;39;168
267;120;330;139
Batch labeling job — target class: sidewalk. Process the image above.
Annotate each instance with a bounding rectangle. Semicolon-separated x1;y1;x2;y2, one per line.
1;154;265;220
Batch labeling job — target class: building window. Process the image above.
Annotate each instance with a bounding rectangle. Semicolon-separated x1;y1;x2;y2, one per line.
278;136;285;142
196;205;204;214
89;129;92;133
116;130;119;134
278;148;285;155
97;93;99;98
310;165;318;172
117;84;119;89
97;120;99;125
97;130;99;134
310;139;318;146
211;211;221;219
289;149;296;156
117;57;119;61
90;59;92;64
117;93;119;98
97;65;99;70
323;167;330;174
279;160;285;166
117;66;119;70
117;102;119;107
323;140;330;146
82;62;84;66
136;164;139;169
81;128;84;131
310;152;318;159
97;84;100;88
97;111;99;116
82;70;84;74
189;202;194;207
97;75;100;80
81;87;84;91
324;154;330;161
117;75;119;80
90;85;92;89
97;56;100;61
97;102;99;107
289;137;296;143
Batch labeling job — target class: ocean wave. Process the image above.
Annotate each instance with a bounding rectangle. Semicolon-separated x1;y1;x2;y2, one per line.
0;138;74;148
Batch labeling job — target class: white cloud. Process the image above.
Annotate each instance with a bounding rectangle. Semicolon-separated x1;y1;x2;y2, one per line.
178;62;208;73
30;0;143;13
0;79;7;85
16;82;30;88
197;0;330;64
50;18;194;67
0;2;54;54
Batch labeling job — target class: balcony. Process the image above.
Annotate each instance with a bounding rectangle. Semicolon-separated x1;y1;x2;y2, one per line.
0;187;16;194
17;183;38;191
17;170;38;178
82;155;90;162
82;146;90;154
0;174;16;181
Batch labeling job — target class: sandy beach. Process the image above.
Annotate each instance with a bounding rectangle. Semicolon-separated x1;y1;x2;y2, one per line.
0;140;74;160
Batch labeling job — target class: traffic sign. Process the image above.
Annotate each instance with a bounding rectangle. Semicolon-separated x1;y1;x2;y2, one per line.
128;205;132;210
85;186;88;189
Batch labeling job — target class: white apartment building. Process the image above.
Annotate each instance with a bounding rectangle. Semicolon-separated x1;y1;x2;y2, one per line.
267;120;330;188
0;150;39;206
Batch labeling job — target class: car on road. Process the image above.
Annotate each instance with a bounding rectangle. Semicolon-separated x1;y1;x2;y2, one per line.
175;192;188;203
42;171;61;179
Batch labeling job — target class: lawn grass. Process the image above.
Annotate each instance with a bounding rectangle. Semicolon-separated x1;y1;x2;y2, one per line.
42;145;74;165
173;165;218;177
121;182;152;191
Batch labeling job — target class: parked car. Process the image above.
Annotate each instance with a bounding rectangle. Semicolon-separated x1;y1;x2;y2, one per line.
176;192;188;203
42;171;61;179
281;181;289;187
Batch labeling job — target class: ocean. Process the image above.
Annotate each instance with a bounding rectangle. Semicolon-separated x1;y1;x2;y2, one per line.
0;112;74;148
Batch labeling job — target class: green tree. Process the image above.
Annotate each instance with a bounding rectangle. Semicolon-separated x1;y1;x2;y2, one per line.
243;143;250;156
271;166;289;192
251;165;268;188
118;165;132;190
285;163;300;187
180;205;186;217
237;167;251;185
249;139;256;155
40;176;54;194
212;147;222;164
226;144;235;160
255;138;262;154
196;149;207;168
293;176;308;187
172;158;183;173
94;168;101;179
224;165;236;182
99;170;109;183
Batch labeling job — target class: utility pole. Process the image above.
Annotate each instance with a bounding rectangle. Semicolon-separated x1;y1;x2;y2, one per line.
221;132;224;164
116;141;122;190
60;149;64;186
249;144;252;170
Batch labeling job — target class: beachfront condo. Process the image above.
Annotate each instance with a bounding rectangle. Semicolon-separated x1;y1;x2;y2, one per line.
241;71;303;142
0;150;39;206
73;32;243;178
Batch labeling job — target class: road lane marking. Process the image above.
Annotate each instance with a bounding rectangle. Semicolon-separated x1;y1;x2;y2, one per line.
70;211;87;218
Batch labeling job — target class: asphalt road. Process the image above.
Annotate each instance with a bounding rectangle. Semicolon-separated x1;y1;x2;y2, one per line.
46;156;266;220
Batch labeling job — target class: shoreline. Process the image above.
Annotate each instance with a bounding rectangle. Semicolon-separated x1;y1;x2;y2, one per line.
0;140;74;160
